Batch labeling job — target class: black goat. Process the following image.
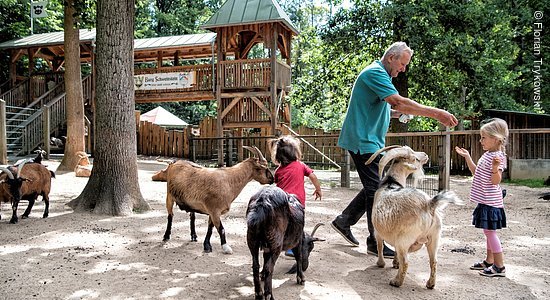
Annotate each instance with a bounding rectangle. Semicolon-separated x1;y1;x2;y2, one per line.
246;186;323;300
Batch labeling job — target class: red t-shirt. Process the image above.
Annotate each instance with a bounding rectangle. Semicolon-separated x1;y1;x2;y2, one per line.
274;160;313;207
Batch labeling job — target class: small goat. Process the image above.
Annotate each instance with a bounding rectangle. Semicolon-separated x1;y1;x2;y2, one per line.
0;159;55;223
246;186;324;300
366;145;462;289
163;146;274;254
74;151;92;177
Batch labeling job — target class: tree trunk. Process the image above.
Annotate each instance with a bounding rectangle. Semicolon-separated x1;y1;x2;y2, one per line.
67;0;150;215
57;0;86;173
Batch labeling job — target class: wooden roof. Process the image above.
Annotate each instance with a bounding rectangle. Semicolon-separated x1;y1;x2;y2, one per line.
0;30;217;62
0;29;97;49
202;0;298;35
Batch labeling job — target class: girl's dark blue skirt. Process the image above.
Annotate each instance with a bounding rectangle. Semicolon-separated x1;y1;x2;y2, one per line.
472;203;507;230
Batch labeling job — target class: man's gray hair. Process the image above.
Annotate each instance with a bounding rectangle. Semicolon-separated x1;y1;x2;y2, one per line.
382;42;414;60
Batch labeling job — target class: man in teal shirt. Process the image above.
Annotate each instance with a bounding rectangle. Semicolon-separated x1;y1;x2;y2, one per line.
332;42;458;258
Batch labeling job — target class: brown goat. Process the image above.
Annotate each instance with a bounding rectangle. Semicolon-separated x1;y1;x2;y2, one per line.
163;146;274;254
0;160;55;224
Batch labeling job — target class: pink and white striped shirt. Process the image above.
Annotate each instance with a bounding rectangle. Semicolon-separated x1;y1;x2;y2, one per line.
470;151;507;208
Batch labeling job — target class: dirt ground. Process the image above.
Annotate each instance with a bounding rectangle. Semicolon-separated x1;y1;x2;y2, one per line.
0;157;549;300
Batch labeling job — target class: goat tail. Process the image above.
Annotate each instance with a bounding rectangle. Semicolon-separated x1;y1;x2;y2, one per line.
429;191;464;211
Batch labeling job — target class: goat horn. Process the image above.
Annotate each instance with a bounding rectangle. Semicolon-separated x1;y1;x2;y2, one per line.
243;146;267;164
17;159;31;178
378;147;414;179
0;167;14;180
253;146;267;164
310;222;324;237
365;145;402;165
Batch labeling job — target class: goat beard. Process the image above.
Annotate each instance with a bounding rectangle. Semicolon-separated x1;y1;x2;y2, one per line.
410;167;425;188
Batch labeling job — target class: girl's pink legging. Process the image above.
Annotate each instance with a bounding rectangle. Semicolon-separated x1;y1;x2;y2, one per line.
484;229;503;253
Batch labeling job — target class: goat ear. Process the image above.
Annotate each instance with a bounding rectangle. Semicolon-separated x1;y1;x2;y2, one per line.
404;162;417;170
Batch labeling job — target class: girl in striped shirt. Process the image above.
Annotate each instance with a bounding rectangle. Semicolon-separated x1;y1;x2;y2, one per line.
455;118;509;277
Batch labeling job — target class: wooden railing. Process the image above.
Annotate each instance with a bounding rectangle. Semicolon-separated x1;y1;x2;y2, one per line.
276;61;291;89
148;118;549;172
0;79;30;108
14;75;90;155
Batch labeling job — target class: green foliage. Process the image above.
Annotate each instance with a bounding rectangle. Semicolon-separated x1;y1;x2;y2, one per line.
287;0;546;131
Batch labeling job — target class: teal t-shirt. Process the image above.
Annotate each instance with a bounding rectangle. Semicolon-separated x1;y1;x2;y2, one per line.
338;60;398;154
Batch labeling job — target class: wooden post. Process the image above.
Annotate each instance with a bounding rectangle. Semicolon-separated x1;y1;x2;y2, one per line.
0;100;7;164
42;105;51;159
341;150;350;188
438;127;451;191
270;26;278;134
216;29;224;166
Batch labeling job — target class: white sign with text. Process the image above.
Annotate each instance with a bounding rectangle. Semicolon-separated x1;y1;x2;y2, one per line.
134;72;195;90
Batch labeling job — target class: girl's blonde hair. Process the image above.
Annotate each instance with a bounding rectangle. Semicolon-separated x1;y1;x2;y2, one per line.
269;135;302;166
480;118;509;154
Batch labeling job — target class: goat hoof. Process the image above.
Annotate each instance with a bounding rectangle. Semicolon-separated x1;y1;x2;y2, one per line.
426;280;435;289
42;214;48;218
191;237;197;242
9;219;18;224
222;244;233;254
21;215;29;219
203;247;212;253
389;279;402;287
162;236;170;242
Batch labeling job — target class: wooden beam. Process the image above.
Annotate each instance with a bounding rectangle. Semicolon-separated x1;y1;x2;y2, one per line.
220;97;242;119
250;96;271;116
220;91;271;98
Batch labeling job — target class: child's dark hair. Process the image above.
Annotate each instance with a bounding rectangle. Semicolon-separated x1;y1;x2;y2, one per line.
270;135;302;166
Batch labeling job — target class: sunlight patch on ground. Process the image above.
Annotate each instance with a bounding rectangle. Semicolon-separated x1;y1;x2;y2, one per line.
510;236;550;246
160;287;185;298
223;255;250;267
66;289;99;299
188;272;212;279
128;210;165;219
300;280;363;300
506;263;550;297
87;260;159;274
234;285;254;298
0;231;135;256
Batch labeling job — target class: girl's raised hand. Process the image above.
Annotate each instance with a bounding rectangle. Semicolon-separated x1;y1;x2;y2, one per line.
455;146;470;158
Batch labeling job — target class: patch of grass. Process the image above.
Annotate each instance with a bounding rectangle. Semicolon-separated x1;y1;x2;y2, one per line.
503;178;546;188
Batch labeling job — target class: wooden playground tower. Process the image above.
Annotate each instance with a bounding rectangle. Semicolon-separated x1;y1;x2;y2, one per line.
0;0;297;164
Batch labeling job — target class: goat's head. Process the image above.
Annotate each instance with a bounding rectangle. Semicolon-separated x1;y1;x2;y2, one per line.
244;146;274;184
287;223;325;274
0;160;31;201
76;151;91;166
366;145;428;183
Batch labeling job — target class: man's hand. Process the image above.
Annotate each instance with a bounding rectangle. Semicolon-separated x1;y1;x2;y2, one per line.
437;110;458;127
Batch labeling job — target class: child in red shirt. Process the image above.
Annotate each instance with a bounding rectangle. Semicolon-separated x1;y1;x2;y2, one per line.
270;135;322;256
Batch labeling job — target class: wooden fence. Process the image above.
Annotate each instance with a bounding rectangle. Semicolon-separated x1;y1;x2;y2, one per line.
136;116;550;174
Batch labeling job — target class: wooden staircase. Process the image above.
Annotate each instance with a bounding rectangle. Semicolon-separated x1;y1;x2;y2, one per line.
0;75;92;156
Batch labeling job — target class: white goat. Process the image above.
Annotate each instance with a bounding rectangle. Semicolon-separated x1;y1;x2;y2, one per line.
366;145;463;289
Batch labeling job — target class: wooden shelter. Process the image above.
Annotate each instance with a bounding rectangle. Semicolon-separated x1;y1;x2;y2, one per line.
0;0;297;163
